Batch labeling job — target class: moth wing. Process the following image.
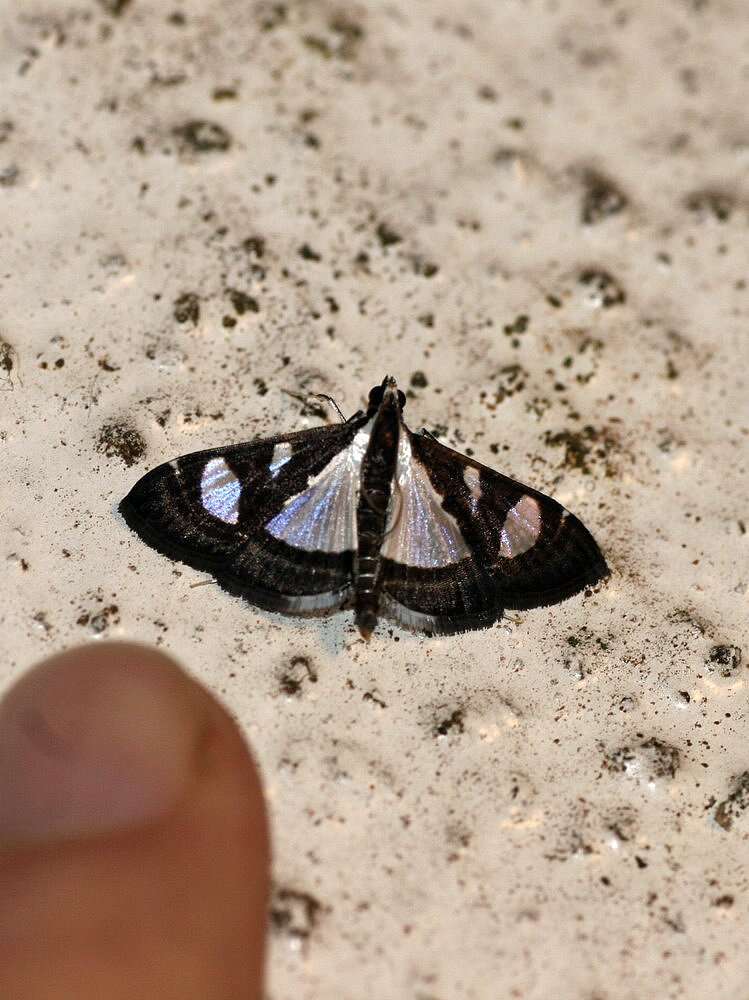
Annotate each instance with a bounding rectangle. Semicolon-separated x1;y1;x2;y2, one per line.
379;428;608;635
119;417;371;615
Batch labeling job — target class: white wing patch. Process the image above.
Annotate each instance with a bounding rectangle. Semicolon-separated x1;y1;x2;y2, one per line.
265;423;371;552
499;495;541;558
269;441;293;478
463;465;482;512
200;457;241;524
382;432;471;568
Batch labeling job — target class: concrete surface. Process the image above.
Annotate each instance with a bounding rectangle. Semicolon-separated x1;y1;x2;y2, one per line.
2;1;748;998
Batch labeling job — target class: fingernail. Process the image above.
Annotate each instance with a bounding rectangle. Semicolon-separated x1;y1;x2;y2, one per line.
0;644;204;846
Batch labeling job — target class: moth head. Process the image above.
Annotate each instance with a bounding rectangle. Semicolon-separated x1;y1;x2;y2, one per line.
368;376;406;412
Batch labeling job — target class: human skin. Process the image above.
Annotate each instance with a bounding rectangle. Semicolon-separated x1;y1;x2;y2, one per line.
0;642;270;1000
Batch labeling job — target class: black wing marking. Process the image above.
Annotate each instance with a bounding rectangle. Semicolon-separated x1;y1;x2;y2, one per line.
379;427;608;635
118;416;370;615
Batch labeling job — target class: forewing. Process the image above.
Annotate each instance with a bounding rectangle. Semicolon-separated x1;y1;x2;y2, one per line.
379;427;608;634
119;417;370;614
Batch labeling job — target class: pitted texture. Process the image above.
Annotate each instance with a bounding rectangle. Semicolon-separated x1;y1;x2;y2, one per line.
1;2;748;999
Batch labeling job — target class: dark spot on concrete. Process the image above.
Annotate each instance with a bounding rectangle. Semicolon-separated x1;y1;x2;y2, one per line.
182;406;224;425
410;371;428;388
329;14;365;59
543;424;620;476
376;221;402;248
173;291;200;325
279;676;302;696
580;168;628;225
222;315;236;328
298;243;321;261
0;337;15;374
603;747;635;774
302;35;333;58
242;235;265;258
604;748;636;773
77;604;120;633
503;314;529;337
668;606;709;635
578;268;626;308
258;2;287;31
639;737;680;779
485;363;527;405
603;737;680;781
434;708;465;737
0;121;13;144
228;289;260;315
492;146;527;170
477;84;498;101
661;909;686;934
212;87;238;101
32;611;52;634
715;773;749;831
417;312;434;328
254;377;268;396
279;654;317;696
97;0;132;15
545;827;595;863
270;887;323;943
712;893;734;908
0;165;20;187
174;120;232;153
445;821;473;857
304;14;365;61
603;805;639;842
412;256;439;277
707;644;742;678
685;188;734;222
96;421;147;467
363;691;387;708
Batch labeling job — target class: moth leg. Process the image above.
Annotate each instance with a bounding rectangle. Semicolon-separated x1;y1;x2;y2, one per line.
310;393;347;423
280;388;347;422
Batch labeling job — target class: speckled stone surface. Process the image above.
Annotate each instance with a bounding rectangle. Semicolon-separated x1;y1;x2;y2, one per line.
2;1;748;998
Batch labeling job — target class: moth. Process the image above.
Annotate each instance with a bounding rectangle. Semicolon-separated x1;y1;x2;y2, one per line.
119;376;608;638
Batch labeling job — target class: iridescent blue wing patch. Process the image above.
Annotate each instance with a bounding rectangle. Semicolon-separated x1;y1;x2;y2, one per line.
379;427;608;635
118;416;370;615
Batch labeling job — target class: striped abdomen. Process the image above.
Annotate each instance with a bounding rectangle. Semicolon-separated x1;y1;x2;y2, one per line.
354;400;399;637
